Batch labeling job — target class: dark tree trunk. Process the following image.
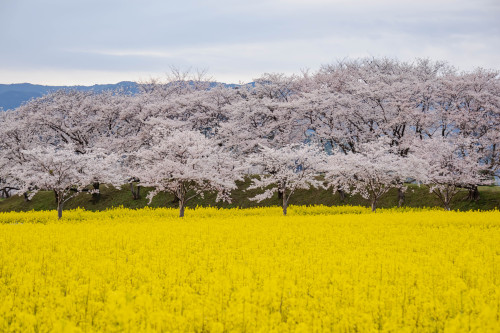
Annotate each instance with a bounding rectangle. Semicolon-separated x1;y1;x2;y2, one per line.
176;184;187;217
337;189;346;201
443;193;452;211
92;182;100;202
179;200;185;217
371;198;377;212
134;185;141;200
432;187;453;211
466;186;480;201
54;190;59;204
57;193;64;219
57;203;63;219
130;182;141;200
23;192;30;202
282;187;288;216
398;187;405;207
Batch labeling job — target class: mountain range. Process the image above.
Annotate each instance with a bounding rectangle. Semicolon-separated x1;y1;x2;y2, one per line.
0;82;139;111
0;81;246;111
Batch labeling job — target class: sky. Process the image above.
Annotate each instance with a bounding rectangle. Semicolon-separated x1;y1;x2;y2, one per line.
0;0;499;85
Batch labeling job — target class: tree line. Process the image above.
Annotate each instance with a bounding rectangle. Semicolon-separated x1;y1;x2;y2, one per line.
1;58;499;218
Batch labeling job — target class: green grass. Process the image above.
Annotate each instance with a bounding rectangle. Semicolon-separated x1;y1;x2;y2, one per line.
1;179;498;213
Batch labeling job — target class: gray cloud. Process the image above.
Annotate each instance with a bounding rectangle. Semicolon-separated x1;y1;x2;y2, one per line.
0;0;498;84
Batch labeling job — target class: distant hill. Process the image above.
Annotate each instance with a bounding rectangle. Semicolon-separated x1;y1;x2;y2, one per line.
0;81;245;111
0;81;139;111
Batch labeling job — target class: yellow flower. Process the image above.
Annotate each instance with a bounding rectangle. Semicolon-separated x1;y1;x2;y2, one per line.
0;206;498;331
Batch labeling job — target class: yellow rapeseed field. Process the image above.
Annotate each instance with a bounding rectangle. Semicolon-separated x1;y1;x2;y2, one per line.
0;206;499;332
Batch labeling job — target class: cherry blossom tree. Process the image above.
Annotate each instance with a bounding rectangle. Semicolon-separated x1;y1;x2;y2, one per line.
247;144;326;215
301;58;450;154
412;136;493;210
13;146;122;218
432;68;500;199
324;139;413;212
0;109;38;201
219;73;301;155
219;97;297;154
122;71;239;199
138;67;212;97
1;57;498;213
19;90;100;153
135;130;242;217
0;156;18;198
17;89;130;201
253;72;299;102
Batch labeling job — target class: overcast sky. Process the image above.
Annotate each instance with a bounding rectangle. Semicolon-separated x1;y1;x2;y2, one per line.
0;0;499;85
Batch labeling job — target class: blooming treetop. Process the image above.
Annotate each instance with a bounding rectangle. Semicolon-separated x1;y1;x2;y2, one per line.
13;146;121;218
247;144;327;215
324;139;414;211
136;129;242;217
411;136;493;210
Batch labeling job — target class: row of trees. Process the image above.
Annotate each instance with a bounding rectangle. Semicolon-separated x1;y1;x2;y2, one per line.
1;59;499;217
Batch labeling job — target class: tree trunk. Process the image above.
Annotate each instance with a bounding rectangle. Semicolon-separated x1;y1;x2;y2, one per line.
57;197;64;219
337;189;346;201
443;192;451;211
176;183;187;217
179;200;185;218
282;187;288;216
57;205;63;219
466;186;480;201
371;198;377;212
398;187;405;207
23;192;30;202
92;182;100;202
130;182;141;200
129;182;134;198
54;190;59;204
